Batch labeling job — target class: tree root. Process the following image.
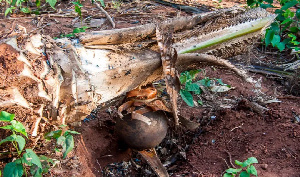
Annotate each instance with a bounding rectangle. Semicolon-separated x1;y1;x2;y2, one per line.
177;53;252;82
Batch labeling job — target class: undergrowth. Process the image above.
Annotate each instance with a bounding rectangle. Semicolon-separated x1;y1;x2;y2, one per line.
0;111;79;177
0;0;105;38
223;157;258;177
179;69;231;107
247;0;300;52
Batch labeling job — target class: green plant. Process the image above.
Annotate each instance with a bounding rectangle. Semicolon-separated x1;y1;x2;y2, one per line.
44;125;80;159
0;111;27;155
179;69;231;107
0;111;54;177
223;157;258;177
247;0;300;51
111;0;122;10
3;0;30;16
1;0;57;16
46;0;57;9
58;26;88;38
73;0;83;21
99;0;105;7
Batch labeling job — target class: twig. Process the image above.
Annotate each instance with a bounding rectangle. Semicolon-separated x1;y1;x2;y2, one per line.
99;154;113;158
79;135;89;154
225;151;236;168
246;66;293;79
28;23;50;34
248;101;269;115
6;17;35;20
230;123;244;132
43;14;77;18
94;2;115;28
218;155;230;169
96;159;102;170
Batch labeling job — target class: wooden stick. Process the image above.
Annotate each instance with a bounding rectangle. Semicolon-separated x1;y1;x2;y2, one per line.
94;2;116;29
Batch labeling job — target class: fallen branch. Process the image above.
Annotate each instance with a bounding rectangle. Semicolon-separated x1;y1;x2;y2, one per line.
94;2;116;28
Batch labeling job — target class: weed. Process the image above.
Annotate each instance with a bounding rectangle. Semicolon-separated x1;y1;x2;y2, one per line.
179;69;231;107
0;111;80;176
44;124;80;159
93;0;106;7
112;0;122;10
223;157;258;177
46;0;57;9
247;0;300;52
73;0;83;22
0;111;27;155
58;26;88;38
1;0;57;16
0;111;55;177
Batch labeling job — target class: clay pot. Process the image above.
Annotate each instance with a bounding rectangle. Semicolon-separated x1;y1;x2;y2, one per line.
115;111;168;150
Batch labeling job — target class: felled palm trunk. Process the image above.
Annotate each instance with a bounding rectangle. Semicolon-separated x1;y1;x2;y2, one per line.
0;8;275;133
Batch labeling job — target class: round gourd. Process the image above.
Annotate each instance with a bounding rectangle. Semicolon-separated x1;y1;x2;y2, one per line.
115;111;168;150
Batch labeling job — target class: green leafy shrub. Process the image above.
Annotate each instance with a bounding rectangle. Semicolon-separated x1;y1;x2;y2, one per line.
0;111;79;176
44;125;80;159
0;111;54;177
179;69;231;107
0;111;27;155
247;0;300;51
223;157;258;177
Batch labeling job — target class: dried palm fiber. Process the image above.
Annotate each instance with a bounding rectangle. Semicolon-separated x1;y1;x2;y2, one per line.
0;8;275;126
